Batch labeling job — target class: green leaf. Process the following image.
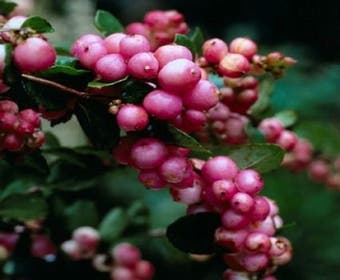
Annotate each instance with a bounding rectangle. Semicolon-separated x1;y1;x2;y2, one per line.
249;78;274;117
166;213;221;254
175;34;195;57
64;200;99;231
75;100;120;149
43;132;61;148
22;16;54;33
191;27;204;56
94;10;124;36
99;208;129;243
20;151;49;175
0;1;17;16
168;125;212;157
88;76;128;89
3;43;19;85
0;178;39;200
245;123;266;143
274;110;298;127
0;193;48;221
122;80;153;104
213;143;285;173
41;65;89;76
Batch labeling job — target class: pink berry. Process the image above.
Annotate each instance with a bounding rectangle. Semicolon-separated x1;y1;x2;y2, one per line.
3;15;27;30
0;112;18;132
27;130;45;148
18;109;41;127
182;80;219;111
117;104;149;132
143;89;183;120
126;22;150;37
103;33;127;53
130;138;168;170
0;100;18;114
275;130;298;151
138;170;167;190
0;233;19;252
230;192;254;214
229;37;258;60
111;267;135;280
154;45;193;68
242;253;269;272
170;176;203;205
127;52;159;79
157;58;201;92
119;34;151;59
215;227;247;251
16;119;35;135
269;237;290;257
250;196;270;222
211;180;238;201
172;110;207;133
95;53;127;81
244;232;271;253
207;102;230;121
135;260;155;279
14;38;56;73
112;243;141;268
31;235;56;258
0;44;6;74
159;156;189;184
144;10;168;28
72;227;100;251
250;216;276;236
202;38;228;64
272;249;292;266
258;118;284;142
71;34;103;56
202;156;238;183
218;53;250;78
222;269;249;280
3;133;24;151
221;209;249;230
308;160;330;182
76;41;107;69
61;240;83;260
235;169;264;195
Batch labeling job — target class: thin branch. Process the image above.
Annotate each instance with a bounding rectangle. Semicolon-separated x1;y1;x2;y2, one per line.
21;73;90;98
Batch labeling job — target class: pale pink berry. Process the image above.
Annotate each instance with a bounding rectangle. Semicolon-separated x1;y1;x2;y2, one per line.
130;138;168;170
230;192;254;214
250;196;270;222
71;34;103;56
215;227;247;251
3;16;27;30
135;260;155;279
242;253;269;272
0;44;6;74
75;41;107;69
272;249;292;266
104;33;127;53
202;156;239;183
138;170;167;190
157;58;201;92
111;267;135;280
117;104;149;132
112;243;141;268
182;80;219;111
258;118;284;142
222;269;249;280
235;169;264;195
229;37;258;60
186;203;211;215
218;53;250;78
221;209;249;230
72;227;100;251
244;232;271;253
61;240;82;260
95;54;127;81
212;180;238;201
269;237;290;257
127;52;159;79
154;45;193;68
250;216;276;236
170;176;203;205
202;38;228;64
159;156;189;184
126;22;150;37
275;130;298;151
119;34;151;59
143;89;183;120
14;38;56;73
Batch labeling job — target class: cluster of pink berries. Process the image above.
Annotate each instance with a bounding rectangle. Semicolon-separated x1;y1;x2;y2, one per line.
126;10;188;50
1;16;56;74
62;227;154;280
0;100;45;153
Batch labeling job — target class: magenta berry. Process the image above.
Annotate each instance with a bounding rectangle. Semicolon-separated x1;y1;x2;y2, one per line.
0;112;18;132
95;54;127;81
182;80;219;111
31;235;56;258
159;156;189;184
207;102;230;121
14;38;56;73
127;52;159;79
112;243;141;268
215;227;248;251
202;38;228;64
157;58;201;92
218;53;250;78
3;133;24;151
18;109;41;127
202;156;238;183
16;120;35;135
244;232;271;253
250;196;270;222
235;169;264;195
117;104;149;132
138;170;167;190
229;37;258;60
143;89;183;120
275;130;298;151
154;45;193;68
258;118;284;142
212;180;238;202
221;209;250;230
72;227;100;251
230;192;254;214
130;138;168;170
242;253;269;272
119;34;151;59
103;33;127;53
135;260;155;279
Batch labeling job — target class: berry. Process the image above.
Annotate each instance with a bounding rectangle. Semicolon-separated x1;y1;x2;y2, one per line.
159;156;190;184
218;53;250;78
0;100;18;114
14;38;56;73
244;232;271;253
275;130;298;151
170;177;203;204
211;180;238;202
250;196;270;222
138;170;167;190
18;109;41;127
72;227;100;251
127;52;159;79
117;104;149;132
202;156;238;183
308;160;330;182
31;235;56;258
76;41;107;69
112;243;141;268
229;37;258;60
104;33;127;53
154;45;193;68
258;118;284;142
230;192;254;214
95;54;127;81
134;260;155;279
221;209;249;230
242;253;269;272
0;112;17;132
235;169;264;195
207;102;230;121
215;227;248;251
119;34;151;59
71;34;103;56
3;133;24;151
126;22;150;37
202;38;228;64
111;267;135;280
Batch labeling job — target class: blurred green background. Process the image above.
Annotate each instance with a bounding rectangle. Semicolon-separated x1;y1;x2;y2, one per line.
24;1;340;279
